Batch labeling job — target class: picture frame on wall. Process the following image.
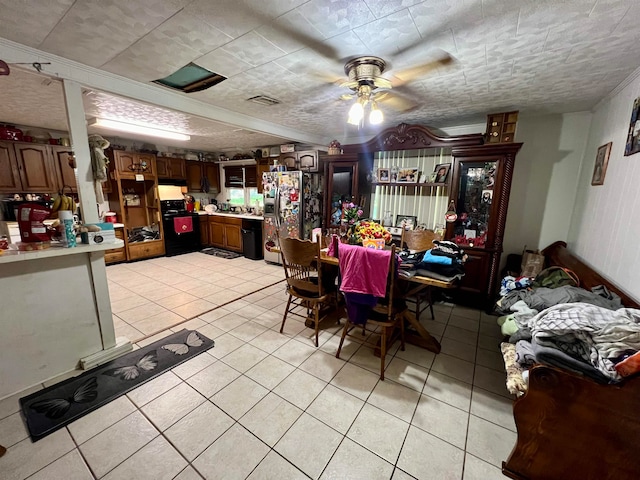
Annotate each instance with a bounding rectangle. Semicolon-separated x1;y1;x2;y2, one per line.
592;142;612;186
625;96;640;156
377;167;390;183
433;163;451;183
395;215;417;230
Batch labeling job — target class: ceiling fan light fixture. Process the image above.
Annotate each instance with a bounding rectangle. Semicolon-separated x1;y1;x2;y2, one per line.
347;101;364;125
369;102;383;125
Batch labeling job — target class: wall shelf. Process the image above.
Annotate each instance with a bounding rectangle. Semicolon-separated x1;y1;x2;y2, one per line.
372;182;449;187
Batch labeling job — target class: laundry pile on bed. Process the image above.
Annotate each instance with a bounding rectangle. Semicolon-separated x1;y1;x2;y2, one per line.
398;240;466;281
497;276;640;394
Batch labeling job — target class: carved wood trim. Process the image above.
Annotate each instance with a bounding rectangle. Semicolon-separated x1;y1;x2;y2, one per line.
342;123;484;154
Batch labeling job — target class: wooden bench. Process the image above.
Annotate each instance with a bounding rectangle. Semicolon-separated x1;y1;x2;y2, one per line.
502;241;640;480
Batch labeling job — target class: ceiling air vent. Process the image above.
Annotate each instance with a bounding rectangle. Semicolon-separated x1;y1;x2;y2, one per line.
154;63;226;93
247;95;281;106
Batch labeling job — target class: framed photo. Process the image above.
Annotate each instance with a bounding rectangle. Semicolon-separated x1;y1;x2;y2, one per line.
395;214;417;230
624;97;640;156
433;163;451;183
397;167;419;183
592;142;612;185
481;189;493;204
377;167;390;183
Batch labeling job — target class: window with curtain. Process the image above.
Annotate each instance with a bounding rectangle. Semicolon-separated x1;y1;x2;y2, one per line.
223;166;261;206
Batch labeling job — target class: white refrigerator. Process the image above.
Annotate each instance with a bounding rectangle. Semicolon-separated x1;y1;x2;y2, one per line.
262;170;322;264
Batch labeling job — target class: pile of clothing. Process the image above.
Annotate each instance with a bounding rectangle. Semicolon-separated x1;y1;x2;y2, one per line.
504;303;640;384
398;240;466;281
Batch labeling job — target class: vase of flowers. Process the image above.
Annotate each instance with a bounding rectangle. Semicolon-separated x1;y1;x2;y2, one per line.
341;202;364;227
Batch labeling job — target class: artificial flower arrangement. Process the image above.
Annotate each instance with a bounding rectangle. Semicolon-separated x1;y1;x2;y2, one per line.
353;220;393;244
341;202;364;225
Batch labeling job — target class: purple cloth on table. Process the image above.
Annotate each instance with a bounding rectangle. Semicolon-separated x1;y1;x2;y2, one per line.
344;292;378;326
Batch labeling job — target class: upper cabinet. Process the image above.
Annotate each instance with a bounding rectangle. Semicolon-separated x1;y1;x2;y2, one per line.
156;157;186;180
111;151;156;178
0;140;67;193
14;144;58;193
0;142;21;191
280;150;319;172
51;147;77;192
185;160;219;194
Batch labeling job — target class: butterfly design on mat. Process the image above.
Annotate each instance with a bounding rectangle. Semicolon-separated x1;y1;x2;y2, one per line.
161;331;204;355
30;377;98;419
102;351;158;381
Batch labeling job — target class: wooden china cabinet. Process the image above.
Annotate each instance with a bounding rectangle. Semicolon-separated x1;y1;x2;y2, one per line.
334;123;522;308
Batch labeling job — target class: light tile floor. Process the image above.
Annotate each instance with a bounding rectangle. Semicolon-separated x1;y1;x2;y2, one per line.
0;253;516;480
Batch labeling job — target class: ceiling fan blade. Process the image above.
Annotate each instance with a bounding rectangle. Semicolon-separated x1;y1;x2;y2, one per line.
231;4;339;61
376;91;417;113
391;53;455;85
392;0;482;58
0;60;9;76
340;93;355;101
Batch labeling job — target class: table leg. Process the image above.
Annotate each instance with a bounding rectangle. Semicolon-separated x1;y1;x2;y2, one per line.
403;310;441;354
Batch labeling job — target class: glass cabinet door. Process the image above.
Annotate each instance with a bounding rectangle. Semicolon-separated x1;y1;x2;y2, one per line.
326;160;358;227
452;160;497;248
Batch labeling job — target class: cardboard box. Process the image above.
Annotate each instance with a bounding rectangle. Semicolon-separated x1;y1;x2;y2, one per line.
81;222;116;245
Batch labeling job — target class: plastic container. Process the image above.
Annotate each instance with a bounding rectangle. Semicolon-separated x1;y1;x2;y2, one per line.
105;212;117;223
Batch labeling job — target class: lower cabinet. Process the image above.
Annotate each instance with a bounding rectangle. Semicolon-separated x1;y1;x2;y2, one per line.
224;222;242;251
199;216;209;246
208;216;243;253
127;239;165;261
104;227;127;264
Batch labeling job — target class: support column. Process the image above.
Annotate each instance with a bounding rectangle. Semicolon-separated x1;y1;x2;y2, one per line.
62;79;124;355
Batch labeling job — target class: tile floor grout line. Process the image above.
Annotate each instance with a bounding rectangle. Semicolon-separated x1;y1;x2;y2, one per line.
459;310;484;479
126;279;286;345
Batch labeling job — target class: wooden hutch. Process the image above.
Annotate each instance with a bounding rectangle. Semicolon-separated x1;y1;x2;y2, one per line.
323;123;522;307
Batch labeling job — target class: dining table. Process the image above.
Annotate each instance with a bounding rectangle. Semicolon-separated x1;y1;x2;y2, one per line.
318;250;458;354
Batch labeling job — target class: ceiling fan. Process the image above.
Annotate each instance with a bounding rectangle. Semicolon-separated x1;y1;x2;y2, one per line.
337;53;454;126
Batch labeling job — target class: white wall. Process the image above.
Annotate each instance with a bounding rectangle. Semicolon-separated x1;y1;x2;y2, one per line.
567;69;640;302
502;112;591;263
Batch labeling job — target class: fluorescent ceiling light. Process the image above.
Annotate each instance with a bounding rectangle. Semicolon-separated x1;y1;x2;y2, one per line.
89;118;190;141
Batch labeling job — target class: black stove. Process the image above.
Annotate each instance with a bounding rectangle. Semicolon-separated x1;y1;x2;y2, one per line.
160;200;201;256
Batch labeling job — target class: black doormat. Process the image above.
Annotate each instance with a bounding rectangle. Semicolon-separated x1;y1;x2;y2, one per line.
20;329;214;441
200;247;243;259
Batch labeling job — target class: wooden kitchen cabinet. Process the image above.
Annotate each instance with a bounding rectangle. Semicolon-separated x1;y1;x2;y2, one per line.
203;163;219;193
14;144;58;193
186;161;220;194
0;141;21;192
111;150;156;178
209;218;225;247
156;156;186;180
224;222;242;252
51;146;77;192
208;215;242;252
105;227;127;264
279;150;319;172
199;215;209;246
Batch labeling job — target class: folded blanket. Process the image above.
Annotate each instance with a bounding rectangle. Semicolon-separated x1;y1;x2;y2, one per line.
515;340;536;366
530;303;640;381
532;339;610;383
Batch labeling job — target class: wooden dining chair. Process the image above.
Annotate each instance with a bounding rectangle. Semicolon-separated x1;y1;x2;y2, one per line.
278;236;332;347
400;228;443;320
334;244;406;380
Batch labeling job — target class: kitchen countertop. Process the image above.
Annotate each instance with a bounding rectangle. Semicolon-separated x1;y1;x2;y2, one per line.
0;239;125;264
197;211;264;221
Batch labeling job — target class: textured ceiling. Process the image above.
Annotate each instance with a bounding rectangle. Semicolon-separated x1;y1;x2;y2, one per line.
0;0;639;148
